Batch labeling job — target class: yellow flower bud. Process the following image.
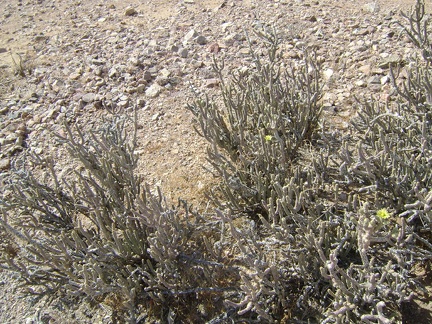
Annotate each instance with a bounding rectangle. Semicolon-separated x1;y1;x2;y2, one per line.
376;208;391;220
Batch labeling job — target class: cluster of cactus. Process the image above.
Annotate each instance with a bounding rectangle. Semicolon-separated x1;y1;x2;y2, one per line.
187;1;431;321
0;114;236;322
0;0;431;322
188;27;322;221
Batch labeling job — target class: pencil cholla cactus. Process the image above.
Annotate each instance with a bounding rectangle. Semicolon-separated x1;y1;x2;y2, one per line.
0;114;235;322
188;26;322;220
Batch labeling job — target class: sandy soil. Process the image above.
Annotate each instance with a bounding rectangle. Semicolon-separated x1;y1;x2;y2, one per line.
0;0;430;322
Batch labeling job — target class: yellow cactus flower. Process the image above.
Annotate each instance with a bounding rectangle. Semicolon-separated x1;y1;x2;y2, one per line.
376;208;391;220
264;135;272;142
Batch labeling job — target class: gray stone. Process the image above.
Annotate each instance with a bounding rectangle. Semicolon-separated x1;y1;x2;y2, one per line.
4;133;19;145
322;92;338;106
143;71;153;81
378;54;401;69
82;93;96;103
355;26;376;36
196;35;207;45
125;87;136;94
117;100;129;108
0;106;9;114
205;79;220;88
368;76;381;85
136;98;146;107
136;84;146;93
371;67;384;75
148;67;158;75
124;7;138;16
148;39;158;47
178;48;188;58
151;112;162;121
34;35;49;42
167;43;179;52
92;58;106;65
46;107;60;120
159;68;171;78
223;34;236;46
0;158;11;171
69;72;81;80
108;67;118;78
358;64;371;75
239;48;250;55
128;56;141;66
156;76;170;86
221;22;233;32
223;33;244;46
34;147;43;155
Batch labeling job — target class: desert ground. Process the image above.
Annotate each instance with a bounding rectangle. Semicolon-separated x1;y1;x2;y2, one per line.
0;0;430;322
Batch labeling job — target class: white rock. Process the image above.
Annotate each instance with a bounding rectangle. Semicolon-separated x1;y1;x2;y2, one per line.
380;75;390;85
183;29;198;45
355;80;367;87
160;68;171;78
221;22;233;32
145;84;163;98
82;93;96;103
363;2;380;13
0;158;11;171
323;68;334;81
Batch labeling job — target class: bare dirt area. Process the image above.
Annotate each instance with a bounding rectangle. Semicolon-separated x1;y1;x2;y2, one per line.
0;0;431;322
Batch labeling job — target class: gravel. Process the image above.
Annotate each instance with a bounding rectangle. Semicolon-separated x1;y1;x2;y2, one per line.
0;0;424;322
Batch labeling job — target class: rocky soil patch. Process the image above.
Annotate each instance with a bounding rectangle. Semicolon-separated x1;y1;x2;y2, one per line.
0;0;430;322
